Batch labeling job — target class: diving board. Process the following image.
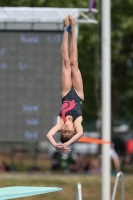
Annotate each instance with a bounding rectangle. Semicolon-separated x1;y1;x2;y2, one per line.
0;186;62;200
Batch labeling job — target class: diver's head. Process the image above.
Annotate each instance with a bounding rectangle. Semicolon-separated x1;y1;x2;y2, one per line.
60;116;76;143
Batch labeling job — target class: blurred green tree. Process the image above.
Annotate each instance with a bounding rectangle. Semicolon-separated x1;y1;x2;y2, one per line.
111;0;133;129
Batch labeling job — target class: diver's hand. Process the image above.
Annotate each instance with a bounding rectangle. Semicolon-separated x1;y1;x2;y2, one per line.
55;144;71;154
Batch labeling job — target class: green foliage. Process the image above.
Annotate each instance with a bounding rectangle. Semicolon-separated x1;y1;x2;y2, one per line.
111;0;133;126
0;0;89;8
78;24;100;125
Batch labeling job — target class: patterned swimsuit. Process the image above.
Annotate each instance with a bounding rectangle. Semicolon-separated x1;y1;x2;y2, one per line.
59;88;83;122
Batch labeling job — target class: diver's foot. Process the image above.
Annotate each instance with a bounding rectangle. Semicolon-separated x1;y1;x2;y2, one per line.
63;15;70;31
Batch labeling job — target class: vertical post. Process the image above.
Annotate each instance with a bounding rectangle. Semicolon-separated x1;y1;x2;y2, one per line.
76;183;82;200
101;0;111;200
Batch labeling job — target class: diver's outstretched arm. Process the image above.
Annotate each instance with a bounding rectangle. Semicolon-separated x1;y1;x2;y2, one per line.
46;124;61;148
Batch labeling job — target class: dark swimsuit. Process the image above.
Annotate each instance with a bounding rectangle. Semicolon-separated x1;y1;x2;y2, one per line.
59;88;83;122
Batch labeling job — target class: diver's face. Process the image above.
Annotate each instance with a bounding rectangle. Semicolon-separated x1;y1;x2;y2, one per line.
62;120;74;133
61;120;76;142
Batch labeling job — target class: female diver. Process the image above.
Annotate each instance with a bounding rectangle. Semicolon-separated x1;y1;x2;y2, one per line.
46;15;84;154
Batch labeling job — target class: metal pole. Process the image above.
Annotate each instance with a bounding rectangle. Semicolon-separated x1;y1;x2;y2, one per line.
111;172;125;200
76;183;82;200
101;0;111;200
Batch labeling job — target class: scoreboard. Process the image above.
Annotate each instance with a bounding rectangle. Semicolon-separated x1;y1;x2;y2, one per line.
0;31;63;142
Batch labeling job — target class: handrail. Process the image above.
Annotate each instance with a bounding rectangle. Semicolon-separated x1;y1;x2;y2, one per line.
76;183;82;200
111;172;125;200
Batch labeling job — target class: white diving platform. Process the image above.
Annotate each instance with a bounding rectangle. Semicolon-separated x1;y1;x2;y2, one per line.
0;186;62;199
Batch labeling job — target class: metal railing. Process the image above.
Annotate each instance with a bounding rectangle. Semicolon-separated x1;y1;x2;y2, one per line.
76;183;82;200
111;172;125;200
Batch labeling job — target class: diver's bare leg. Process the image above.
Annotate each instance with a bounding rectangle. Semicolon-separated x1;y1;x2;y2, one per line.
61;15;72;98
69;15;84;100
